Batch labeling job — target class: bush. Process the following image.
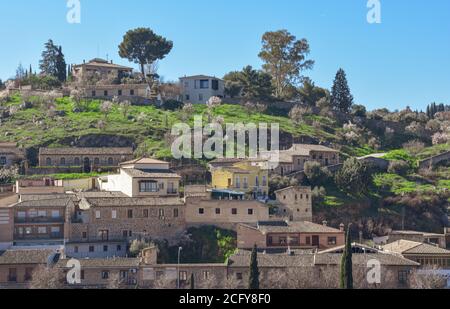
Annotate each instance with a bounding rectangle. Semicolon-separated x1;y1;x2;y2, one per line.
162;99;184;111
304;161;331;186
387;160;410;176
335;158;371;196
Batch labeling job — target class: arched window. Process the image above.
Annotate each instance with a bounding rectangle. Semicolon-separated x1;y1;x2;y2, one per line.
46;158;52;166
74;158;80;166
60;158;66;166
107;157;114;165
94;158;100;165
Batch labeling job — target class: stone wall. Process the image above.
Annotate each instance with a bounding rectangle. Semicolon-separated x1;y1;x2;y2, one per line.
419;151;450;170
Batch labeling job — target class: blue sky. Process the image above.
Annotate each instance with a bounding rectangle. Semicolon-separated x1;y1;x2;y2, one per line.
0;0;449;111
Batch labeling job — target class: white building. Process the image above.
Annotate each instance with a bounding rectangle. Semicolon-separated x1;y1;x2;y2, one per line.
179;75;224;104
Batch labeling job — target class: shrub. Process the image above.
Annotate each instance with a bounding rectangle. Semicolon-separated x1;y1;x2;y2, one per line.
162;99;184;111
335;158;371;196
387;160;410;176
304;161;331;186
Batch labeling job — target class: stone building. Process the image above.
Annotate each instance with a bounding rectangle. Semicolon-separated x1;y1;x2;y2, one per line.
0;193;19;250
12;197;74;247
0;249;60;287
0;142;25;167
261;144;340;176
72;58;133;84
38;147;134;171
382;240;450;269
274;186;313;222
388;230;448;249
237;220;345;251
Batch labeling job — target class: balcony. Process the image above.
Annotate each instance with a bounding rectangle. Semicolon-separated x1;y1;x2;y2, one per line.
14;233;64;240
15;217;65;224
167;189;178;195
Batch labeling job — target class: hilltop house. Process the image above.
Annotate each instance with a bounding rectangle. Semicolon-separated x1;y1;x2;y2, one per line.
38;147;134;172
209;159;269;200
72;58;133;84
0;142;25;168
261;144;340;176
179;75;224;104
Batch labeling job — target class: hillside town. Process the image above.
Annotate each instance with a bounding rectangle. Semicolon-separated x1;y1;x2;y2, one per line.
0;14;449;290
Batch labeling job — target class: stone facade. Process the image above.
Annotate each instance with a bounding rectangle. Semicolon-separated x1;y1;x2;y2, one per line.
72;58;133;84
38;147;134;170
0;142;25;168
275;186;312;222
237;221;345;250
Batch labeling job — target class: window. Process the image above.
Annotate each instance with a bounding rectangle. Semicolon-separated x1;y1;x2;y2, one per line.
184;81;189;88
112;210;117;219
143;209;149;218
60;158;66;166
268;236;273;245
51;226;61;234
117;245;122;252
306;237;311;245
179;271;188;282
203;271;210;280
80;270;85;280
255;176;259;187
173;209;179;218
25;227;32;235
8;268;17;282
130;89;135;96
46;158;52;166
38;227;47;234
211;79;219;91
94;158;100;165
25;267;33;281
38;210;47;217
95;211;101;219
185;95;190;101
89;246;95;252
248;209;254;215
102;271;110;280
0;156;7;165
262;176;267;186
123;230;128;238
82;232;87;239
235;177;241;189
51;210;60;218
120;270;128;279
74;158;80;165
107;157;114;165
198;94;203;101
17;211;26;219
104;90;108;96
159;209;165;219
74;246;79;253
127;209;133;219
328;237;337;245
103;245;108;252
199;79;209;89
215;208;221;215
98;230;109;241
236;273;243;280
290;237;300;245
92;90;96;97
398;271;408;284
118;89;122;96
232;208;238;215
199;208;205;215
243;177;248;189
140;181;158;193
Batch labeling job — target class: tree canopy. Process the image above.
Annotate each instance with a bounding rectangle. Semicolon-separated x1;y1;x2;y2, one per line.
118;28;173;79
331;68;353;112
39;39;66;82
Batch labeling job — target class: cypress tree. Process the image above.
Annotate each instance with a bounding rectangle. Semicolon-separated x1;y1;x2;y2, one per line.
249;244;260;289
331;68;354;113
56;46;67;82
340;225;353;289
190;273;195;289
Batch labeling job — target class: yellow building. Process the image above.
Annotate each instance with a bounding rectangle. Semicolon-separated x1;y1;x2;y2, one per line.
211;160;269;199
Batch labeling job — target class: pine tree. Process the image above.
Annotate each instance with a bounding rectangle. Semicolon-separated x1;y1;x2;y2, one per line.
331;68;354;113
340;226;353;289
39;39;59;77
190;273;195;289
248;245;260;289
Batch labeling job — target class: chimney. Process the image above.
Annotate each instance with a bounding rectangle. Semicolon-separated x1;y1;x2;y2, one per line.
322;220;328;227
110;60;113;64
339;223;345;232
83;59;85;64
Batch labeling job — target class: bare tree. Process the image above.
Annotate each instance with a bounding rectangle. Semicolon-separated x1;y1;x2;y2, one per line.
410;266;447;289
100;101;114;121
30;265;65;289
